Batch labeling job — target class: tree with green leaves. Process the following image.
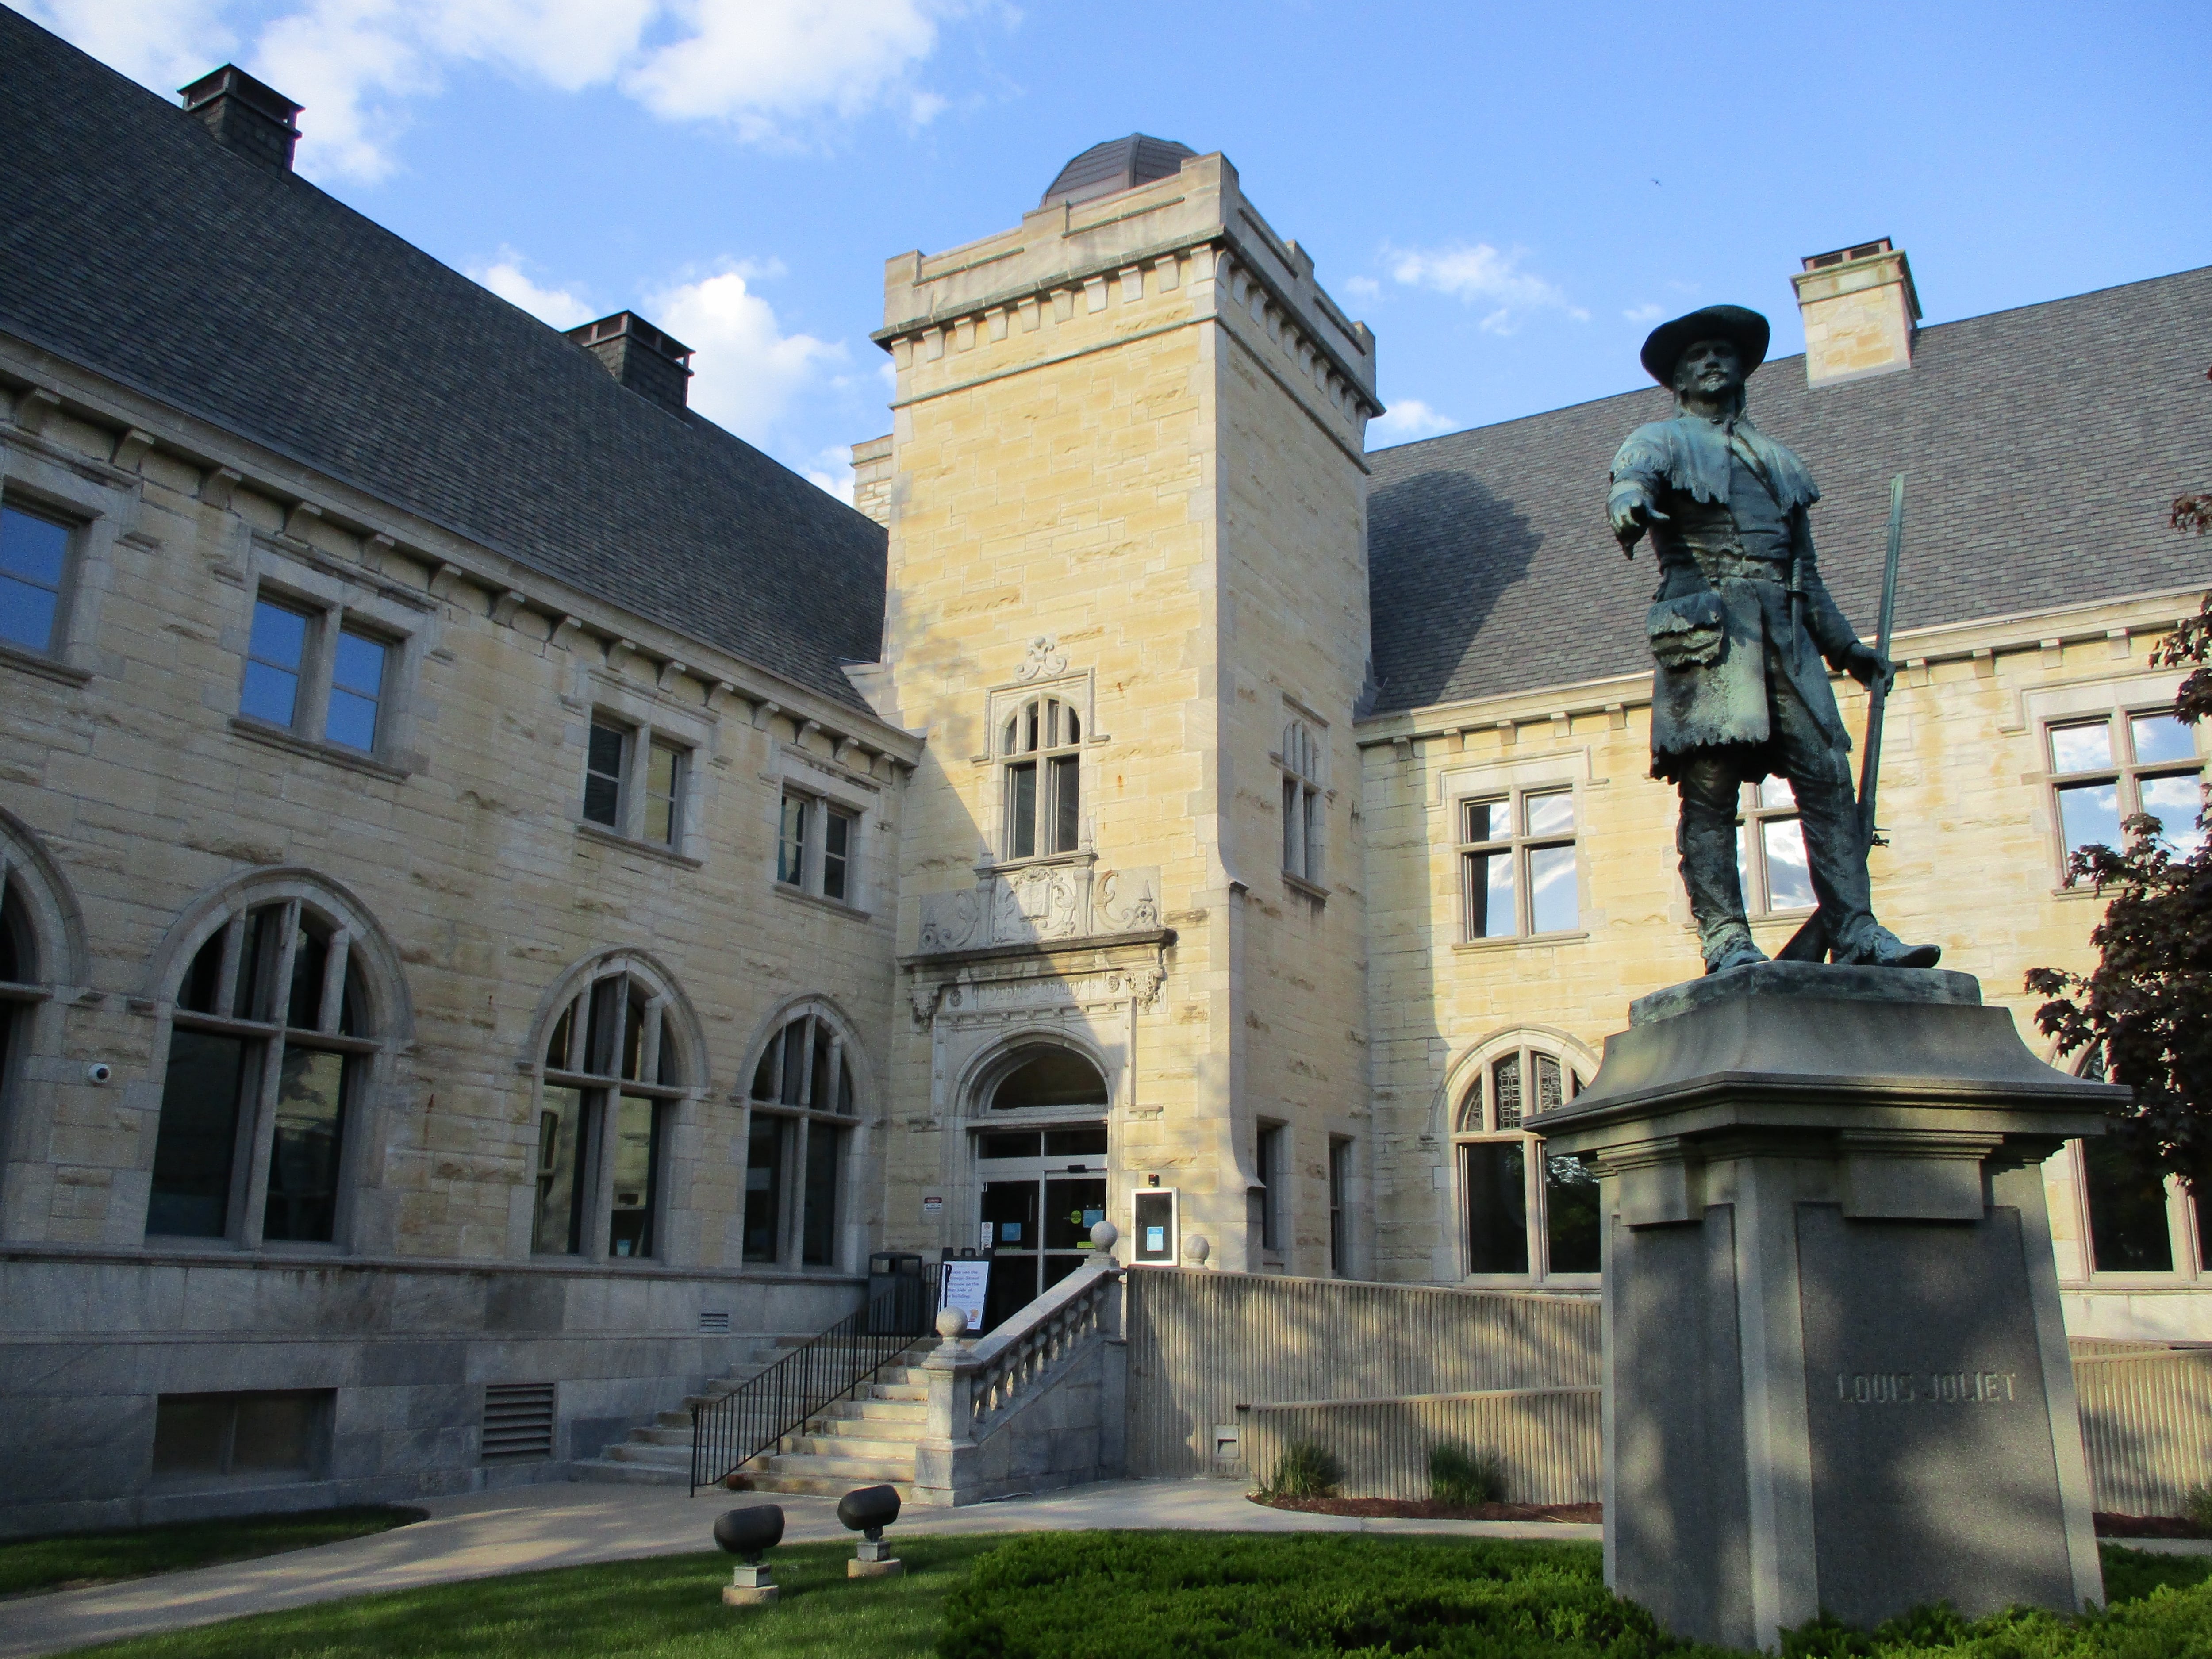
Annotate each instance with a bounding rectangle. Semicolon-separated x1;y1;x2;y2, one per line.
2026;493;2212;1192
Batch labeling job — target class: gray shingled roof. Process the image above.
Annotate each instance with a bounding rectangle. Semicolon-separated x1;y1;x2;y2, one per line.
0;9;886;712
1366;266;2212;716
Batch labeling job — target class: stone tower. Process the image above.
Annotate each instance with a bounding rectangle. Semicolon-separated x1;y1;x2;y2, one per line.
853;139;1379;1299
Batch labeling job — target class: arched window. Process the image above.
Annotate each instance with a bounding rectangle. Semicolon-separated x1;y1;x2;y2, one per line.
534;960;691;1260
1452;1036;1598;1283
1000;695;1081;860
148;887;392;1246
1280;718;1324;885
743;1006;861;1269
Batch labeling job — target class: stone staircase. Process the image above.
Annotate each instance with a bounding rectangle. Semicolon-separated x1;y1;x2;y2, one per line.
576;1338;930;1494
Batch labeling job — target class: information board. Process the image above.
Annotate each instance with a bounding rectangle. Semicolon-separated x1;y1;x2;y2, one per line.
939;1259;991;1333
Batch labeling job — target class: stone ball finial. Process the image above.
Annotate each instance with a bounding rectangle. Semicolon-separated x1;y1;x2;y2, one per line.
935;1306;968;1340
1090;1219;1119;1256
1186;1233;1210;1265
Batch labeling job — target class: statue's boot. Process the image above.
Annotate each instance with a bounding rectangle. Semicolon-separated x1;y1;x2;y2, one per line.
1679;795;1767;975
1796;783;1942;969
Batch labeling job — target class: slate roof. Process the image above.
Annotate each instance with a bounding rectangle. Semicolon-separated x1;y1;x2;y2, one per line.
1366;265;2212;716
1040;134;1196;210
0;9;887;712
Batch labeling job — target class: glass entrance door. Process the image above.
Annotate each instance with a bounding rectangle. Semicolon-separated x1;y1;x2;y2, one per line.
975;1123;1108;1332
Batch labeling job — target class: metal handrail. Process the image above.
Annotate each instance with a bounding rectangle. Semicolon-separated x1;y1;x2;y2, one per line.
689;1280;929;1495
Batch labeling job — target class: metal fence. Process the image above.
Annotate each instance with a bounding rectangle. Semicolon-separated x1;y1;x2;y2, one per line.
689;1279;929;1495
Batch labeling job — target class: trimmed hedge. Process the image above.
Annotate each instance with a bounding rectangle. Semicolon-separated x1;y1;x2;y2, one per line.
935;1534;2212;1659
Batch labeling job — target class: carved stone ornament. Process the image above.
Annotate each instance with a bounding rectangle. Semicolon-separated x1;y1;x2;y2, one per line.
909;959;1167;1030
917;865;1160;956
1012;635;1069;682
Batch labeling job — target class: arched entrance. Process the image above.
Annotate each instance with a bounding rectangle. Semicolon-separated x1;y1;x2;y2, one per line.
973;1043;1110;1330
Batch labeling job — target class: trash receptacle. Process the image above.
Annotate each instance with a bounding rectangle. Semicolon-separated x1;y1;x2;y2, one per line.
867;1251;925;1333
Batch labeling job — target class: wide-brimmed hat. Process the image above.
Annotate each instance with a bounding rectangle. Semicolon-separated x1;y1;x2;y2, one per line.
1639;304;1770;385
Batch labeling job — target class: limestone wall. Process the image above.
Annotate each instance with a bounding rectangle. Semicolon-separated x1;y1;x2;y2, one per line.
1357;588;2210;1314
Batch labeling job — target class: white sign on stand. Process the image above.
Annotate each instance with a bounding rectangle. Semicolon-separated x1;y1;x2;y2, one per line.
939;1259;990;1333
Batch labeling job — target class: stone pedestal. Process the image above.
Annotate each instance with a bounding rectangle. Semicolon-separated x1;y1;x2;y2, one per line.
722;1564;777;1606
849;1538;903;1577
1540;964;2121;1651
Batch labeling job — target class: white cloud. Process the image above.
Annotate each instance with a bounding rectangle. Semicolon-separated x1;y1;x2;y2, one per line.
648;265;846;445
1623;302;1665;323
470;250;595;328
804;444;857;504
23;0;237;89
33;0;960;181
1384;242;1588;335
1341;274;1380;301
1369;397;1456;442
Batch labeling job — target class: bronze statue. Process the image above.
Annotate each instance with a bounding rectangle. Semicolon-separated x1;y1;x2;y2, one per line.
1609;305;1939;974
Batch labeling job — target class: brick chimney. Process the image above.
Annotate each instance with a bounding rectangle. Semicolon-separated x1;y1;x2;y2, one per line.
1792;238;1921;387
178;66;303;171
565;312;693;415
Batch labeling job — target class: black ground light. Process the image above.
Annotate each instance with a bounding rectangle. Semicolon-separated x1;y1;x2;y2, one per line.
838;1482;904;1578
713;1502;785;1605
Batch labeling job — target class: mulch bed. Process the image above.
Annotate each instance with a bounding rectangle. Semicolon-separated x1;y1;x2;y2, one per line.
2096;1511;2210;1539
1252;1495;1602;1523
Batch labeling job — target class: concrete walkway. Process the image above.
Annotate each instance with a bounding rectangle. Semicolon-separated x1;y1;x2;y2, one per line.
0;1478;1602;1658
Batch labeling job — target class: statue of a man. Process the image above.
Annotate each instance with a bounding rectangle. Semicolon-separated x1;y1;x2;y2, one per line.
1608;305;1939;974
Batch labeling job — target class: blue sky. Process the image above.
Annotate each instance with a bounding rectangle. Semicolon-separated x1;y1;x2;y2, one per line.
22;0;2210;498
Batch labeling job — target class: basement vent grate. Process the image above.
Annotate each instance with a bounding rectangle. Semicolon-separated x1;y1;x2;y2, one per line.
699;1311;731;1333
481;1383;556;1463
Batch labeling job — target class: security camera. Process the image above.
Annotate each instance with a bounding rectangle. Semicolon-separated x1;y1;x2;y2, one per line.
85;1062;114;1085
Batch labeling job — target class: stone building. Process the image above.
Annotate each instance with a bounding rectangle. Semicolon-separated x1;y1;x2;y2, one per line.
0;8;2206;1528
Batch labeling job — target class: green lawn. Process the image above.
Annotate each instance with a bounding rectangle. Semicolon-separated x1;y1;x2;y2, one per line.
38;1533;2212;1659
64;1537;998;1659
0;1507;422;1599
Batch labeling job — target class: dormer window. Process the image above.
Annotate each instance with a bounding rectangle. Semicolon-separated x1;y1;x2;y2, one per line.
1002;695;1081;860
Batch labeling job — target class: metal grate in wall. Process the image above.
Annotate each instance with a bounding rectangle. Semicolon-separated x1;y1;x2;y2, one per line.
481;1383;557;1462
699;1311;731;1333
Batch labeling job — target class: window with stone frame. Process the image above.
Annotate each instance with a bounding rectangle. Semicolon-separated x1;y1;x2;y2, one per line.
0;876;37;1114
1737;777;1814;916
999;694;1081;861
238;586;399;757
2047;707;2205;876
743;1008;860;1268
1280;718;1325;888
776;790;860;904
580;713;690;852
534;964;690;1260
1454;1040;1598;1282
2064;1048;2206;1279
1328;1135;1352;1276
148;895;382;1246
1458;787;1580;940
0;498;74;657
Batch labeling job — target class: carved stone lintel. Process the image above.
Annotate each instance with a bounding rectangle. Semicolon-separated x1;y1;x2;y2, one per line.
918;864;1158;955
199;466;243;511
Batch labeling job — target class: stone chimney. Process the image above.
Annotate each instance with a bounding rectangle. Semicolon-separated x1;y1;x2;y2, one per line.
850;435;893;526
178;65;302;171
1792;238;1921;387
565;312;693;415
